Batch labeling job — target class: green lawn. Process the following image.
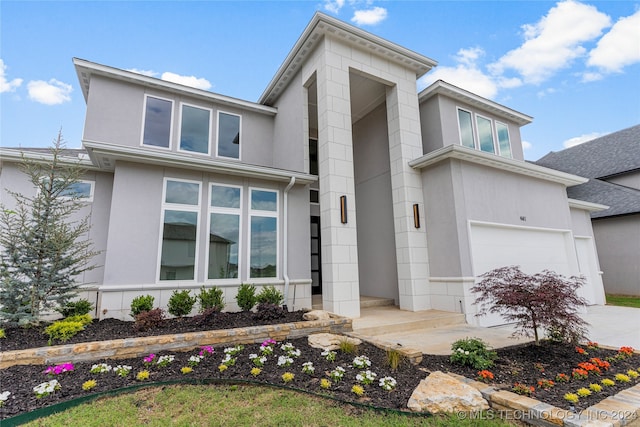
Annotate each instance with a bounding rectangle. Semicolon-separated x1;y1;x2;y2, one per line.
606;294;640;308
22;384;515;427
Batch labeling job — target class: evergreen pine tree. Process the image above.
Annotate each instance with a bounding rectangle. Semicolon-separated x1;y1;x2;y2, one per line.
0;132;99;325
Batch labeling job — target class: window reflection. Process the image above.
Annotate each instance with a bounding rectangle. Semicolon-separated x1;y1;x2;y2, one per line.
218;112;240;159
251;189;277;211
160;210;197;280
180;105;210;154
211;185;240;208
143;97;172;148
208;213;239;279
250;216;277;278
165;181;200;205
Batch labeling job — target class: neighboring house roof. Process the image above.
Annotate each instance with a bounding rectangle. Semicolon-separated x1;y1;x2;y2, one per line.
535;124;640;219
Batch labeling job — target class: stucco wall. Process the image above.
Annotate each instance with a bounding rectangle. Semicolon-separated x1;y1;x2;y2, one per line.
593;214;640;296
272;70;306;173
605;170;640;190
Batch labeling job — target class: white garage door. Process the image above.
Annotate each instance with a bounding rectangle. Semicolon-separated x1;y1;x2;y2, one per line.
469;222;578;326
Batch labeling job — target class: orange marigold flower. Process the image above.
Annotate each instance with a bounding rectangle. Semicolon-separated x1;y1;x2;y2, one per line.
575;346;587;355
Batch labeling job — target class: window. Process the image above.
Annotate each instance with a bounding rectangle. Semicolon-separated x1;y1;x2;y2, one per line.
159;179;200;281
208;184;241;280
496;122;512;158
60;180;94;201
142;96;173;148
249;188;278;279
217;112;241;159
476;115;495;154
179;104;211;154
309;138;318;175
457;109;475;149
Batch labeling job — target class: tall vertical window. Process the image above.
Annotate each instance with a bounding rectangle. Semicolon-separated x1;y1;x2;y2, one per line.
249;188;278;279
476;115;495;154
496;122;512;158
159;179;200;281
309;138;319;175
180;104;211;154
142;96;173;148
217;112;241;159
457;109;475;149
208;185;241;280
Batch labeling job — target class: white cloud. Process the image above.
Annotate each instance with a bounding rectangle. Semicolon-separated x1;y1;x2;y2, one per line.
323;0;345;14
536;87;556;98
522;140;532;151
351;6;387;25
161;72;212;90
489;0;610;84
587;10;640;73
27;79;72;105
420;48;498;99
0;59;23;93
127;68;158;77
563;131;604;148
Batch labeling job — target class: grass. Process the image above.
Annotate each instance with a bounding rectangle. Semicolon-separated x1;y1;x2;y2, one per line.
606;294;640;309
22;384;515;427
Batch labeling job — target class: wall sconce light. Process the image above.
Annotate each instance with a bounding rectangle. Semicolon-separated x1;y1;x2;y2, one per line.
413;204;420;228
340;195;348;224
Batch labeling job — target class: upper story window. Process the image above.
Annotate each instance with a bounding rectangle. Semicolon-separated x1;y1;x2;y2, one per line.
217;112;241;160
456;107;512;159
179;104;211;155
60;180;95;201
142;95;173;149
309;138;319;175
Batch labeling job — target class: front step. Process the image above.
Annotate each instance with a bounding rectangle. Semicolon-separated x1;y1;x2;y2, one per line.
352;306;466;336
311;295;395;310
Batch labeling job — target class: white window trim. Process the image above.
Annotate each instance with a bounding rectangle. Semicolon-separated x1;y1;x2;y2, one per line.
495;120;512;158
38;177;95;202
177;102;213;156
141;94;174;150
456;107;476;149
475;113;497;155
215;110;242;161
205;183;243;284
157;177;202;283
248;186;279;281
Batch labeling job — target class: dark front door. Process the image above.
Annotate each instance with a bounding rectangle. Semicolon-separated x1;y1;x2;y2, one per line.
310;216;322;295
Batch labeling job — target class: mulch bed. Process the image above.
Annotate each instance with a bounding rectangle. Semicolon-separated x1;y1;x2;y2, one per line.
1;313;639;421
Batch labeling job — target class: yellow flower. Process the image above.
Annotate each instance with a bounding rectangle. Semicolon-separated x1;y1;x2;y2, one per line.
218;364;228;372
589;383;602;392
251;368;262;377
615;373;630;383
282;372;295;383
576;388;591;397
627;370;639;379
181;367;193;375
82;380;97;391
601;378;615;387
136;370;150;381
564;393;579;404
351;385;365;396
320;378;331;389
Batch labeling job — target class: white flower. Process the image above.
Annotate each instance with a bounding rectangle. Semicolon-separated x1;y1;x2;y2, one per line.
156;355;175;366
277;355;293;367
0;391;10;405
302;361;315;374
321;350;337;362
356;370;377;385
188;355;203;366
329;366;346;381
379;376;397;391
352;355;371;369
113;365;132;377
33;380;60;398
90;363;112;374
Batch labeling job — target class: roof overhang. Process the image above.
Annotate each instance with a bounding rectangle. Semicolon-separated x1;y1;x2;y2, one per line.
258;12;438;105
568;198;609;212
0;148;99;171
409;144;588;187
81;140;317;185
73;58;277;116
419;80;533;126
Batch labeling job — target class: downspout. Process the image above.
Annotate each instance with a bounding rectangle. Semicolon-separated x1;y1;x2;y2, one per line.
282;176;296;311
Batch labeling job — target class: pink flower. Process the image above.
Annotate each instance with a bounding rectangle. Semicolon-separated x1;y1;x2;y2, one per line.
262;339;276;347
199;346;214;356
43;363;74;376
143;354;156;363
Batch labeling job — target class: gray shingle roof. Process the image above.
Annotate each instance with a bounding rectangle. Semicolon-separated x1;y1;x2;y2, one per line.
535;124;640;218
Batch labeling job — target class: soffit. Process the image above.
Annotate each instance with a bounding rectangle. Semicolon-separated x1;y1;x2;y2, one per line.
259;12;437;106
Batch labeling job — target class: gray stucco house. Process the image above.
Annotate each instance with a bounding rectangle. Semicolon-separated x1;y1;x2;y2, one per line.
0;13;606;324
536;125;640;297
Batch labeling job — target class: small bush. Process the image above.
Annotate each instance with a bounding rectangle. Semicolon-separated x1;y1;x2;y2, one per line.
134;308;165;332
56;299;94;318
198;286;224;312
236;283;257;311
450;337;497;369
44;320;85;345
256;286;284;306
253;303;286;321
66;314;92;326
130;295;155;317
0;328;6;339
167;290;197;317
385;349;405;371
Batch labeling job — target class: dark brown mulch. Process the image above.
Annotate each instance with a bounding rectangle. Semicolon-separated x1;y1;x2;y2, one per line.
1;313;639;421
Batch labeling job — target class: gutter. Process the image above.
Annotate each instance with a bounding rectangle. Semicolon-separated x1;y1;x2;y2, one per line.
282;176;296;311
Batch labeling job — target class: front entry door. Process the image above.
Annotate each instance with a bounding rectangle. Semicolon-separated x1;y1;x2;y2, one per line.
310;216;322;295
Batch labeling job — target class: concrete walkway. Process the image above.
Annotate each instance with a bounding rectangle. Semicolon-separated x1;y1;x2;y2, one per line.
351;304;640;355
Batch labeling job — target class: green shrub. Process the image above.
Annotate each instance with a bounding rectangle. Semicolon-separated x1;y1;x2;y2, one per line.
450;337;497;369
198;286;224;312
134;308;165;332
256;286;284;306
130;295;155;317
56;299;94;318
0;328;5;339
66;313;92;326
236;283;257;311
167;290;196;317
44;319;85;345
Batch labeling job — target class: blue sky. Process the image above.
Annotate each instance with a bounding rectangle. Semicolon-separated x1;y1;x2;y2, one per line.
1;0;639;160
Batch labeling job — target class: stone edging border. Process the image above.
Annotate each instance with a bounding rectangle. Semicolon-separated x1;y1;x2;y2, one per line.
0;316;352;369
